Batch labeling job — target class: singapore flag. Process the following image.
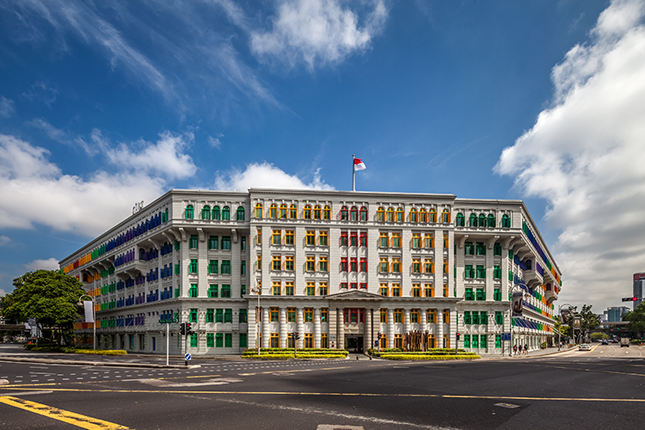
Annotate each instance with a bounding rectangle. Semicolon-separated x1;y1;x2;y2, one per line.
354;158;366;171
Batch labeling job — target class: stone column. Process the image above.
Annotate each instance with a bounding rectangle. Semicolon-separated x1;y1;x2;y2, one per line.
280;307;287;348
436;309;444;347
338;307;345;350
262;307;270;349
387;308;394;348
297;308;305;349
421;309;427;333
404;308;411;334
365;308;372;352
314;307;321;348
248;306;257;350
329;308;338;349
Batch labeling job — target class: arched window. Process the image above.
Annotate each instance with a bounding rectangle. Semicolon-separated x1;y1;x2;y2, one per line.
222;206;230;221
269;203;277;218
314;205;321;220
212;206;221;220
350;206;358;221
340;206;348;220
442;209;451;223
280;204;287;219
185;205;194;220
323;205;331;220
479;213;486;228
290;204;297;219
419;208;427;223
396;207;404;222
487;214;496;228
254;203;263;219
303;205;312;219
469;213;478;227
201;205;211;220
360;206;368;221
502;214;511;228
236;206;245;221
428;209;436;223
386;207;394;222
377;207;385;221
409;208;418;223
456;213;465;227
139;248;145;260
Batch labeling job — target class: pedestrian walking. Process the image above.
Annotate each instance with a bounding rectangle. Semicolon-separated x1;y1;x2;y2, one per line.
513;344;518;355
524;344;528;354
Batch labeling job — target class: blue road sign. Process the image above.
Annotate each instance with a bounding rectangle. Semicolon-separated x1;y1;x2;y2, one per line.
185;353;192;361
501;333;511;341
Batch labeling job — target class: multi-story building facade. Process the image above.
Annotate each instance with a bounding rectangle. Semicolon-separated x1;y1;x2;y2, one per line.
61;188;562;356
633;272;645;310
606;306;630;322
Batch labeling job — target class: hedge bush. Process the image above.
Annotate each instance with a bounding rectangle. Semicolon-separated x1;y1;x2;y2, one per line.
24;345;127;355
243;353;348;360
381;354;481;361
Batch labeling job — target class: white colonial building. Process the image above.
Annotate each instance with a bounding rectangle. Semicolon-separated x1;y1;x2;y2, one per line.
61;188;562;356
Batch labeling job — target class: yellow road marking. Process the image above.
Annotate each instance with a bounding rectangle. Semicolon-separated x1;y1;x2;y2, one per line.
0;396;130;429
1;387;645;403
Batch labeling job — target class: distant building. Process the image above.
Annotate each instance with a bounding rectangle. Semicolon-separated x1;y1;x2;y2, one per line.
606;306;630;322
633;272;645;309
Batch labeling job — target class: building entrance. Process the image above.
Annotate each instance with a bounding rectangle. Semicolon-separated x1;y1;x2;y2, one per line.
345;335;364;353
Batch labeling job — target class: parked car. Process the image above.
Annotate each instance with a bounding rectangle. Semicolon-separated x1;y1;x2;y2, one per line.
600;340;609;345
579;344;592;351
620;337;630;347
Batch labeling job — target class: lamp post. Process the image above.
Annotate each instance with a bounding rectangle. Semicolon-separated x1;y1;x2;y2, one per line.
558;303;572;351
251;282;261;355
78;294;96;350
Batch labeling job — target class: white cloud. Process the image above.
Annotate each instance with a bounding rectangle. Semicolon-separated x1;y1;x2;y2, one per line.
215;162;334;191
24;258;59;271
250;0;388;69
0;96;15;117
0;288;6;297
0;236;10;246
208;134;223;149
27;118;94;155
0;133;179;237
22;81;58;107
495;0;645;310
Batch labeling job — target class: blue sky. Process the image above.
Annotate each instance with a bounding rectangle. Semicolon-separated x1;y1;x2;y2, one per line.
1;0;644;313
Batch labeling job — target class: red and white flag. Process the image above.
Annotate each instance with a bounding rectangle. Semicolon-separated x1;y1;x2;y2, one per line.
353;158;366;171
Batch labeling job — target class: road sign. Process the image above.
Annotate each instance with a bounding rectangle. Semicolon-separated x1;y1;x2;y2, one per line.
185;353;192;361
502;333;511;341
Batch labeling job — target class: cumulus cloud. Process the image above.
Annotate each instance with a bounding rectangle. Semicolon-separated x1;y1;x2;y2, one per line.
0;288;6;297
215;162;334;191
24;258;59;271
0;236;10;246
0;133;175;236
0;96;15;117
496;0;645;309
250;0;388;69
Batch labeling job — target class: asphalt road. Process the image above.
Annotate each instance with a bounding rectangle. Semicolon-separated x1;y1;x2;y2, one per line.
1;344;644;430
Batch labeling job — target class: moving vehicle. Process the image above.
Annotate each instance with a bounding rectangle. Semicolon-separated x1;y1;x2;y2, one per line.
600;339;609;345
579;344;591;351
620;337;630;347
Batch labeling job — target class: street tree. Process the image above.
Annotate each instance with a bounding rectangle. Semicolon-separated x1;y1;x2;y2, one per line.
623;302;645;336
1;270;85;345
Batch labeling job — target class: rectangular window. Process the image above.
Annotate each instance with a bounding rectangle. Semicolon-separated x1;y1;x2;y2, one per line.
359;258;367;272
190;333;198;348
189;284;198;298
189;259;198;274
224;309;232;323
340;231;348;246
306;256;315;272
495;334;502;348
241;236;246;251
318;256;328;272
215;309;223;323
424;234;434;248
340;257;348;272
285;230;294;245
321;308;329;322
350;258;358;272
380;309;388;323
256;255;262;272
239;309;247;323
494;288;502;301
427;310;436;323
270;307;279;322
494;242;502;256
411;309;419;323
208;284;218;298
476;265;485;278
340;282;348;289
207;333;214;348
189;235;198;249
443;233;449;248
216;333;223;348
360;282;367;289
465;265;474;278
493;265;502;279
476;288;486;301
412;258;421;273
394;309;403;323
285;255;294;271
221;260;231;274
287;308;296;322
208;260;218;275
350;282;358;289
412;284;421;297
443;261;448;274
476;242;486;255
412;233;421;248
443;284;449;297
272;255;281;271
240;333;247;348
465;288;474;301
391;233;401;248
464;334;471;348
350;232;358;247
206;309;214;323
391;258;401;273
379;283;388;296
360;232;367;247
241;285;246;296
321;333;329;348
305;333;313;348
190;308;198;323
241;261;246;275
225;333;232;348
208;236;218;250
319;231;328;246
464;242;474;255
306;282;315;296
272;230;281;245
221;285;231;298
392;284;401;297
319;282;328;296
256;229;262;245
379;232;389;248
221;236;231;250
272;281;281;295
285;281;294;296
306;230;315;246
443;310;450;324
304;308;313;322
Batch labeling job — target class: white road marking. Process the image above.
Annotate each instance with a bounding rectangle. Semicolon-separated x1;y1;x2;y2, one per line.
126;378;243;388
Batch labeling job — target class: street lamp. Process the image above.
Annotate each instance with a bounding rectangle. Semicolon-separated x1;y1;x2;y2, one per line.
558;303;573;350
251;281;261;355
78;294;96;350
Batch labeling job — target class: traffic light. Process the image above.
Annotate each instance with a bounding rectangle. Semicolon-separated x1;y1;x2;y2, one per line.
294;332;300;340
180;323;186;335
622;297;639;302
186;323;192;334
456;332;460;341
377;332;382;339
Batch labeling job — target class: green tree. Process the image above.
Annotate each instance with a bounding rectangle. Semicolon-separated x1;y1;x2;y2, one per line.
579;304;600;337
1;270;85;345
623;302;645;335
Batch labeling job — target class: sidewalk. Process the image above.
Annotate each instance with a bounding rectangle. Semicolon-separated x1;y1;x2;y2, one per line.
479;345;577;360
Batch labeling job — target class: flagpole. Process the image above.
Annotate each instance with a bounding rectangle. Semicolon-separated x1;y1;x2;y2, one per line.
352;154;356;192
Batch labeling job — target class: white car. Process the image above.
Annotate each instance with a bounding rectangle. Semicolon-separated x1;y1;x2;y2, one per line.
578;344;592;351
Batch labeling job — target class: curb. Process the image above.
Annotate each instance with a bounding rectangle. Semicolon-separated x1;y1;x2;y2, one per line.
0;356;201;369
